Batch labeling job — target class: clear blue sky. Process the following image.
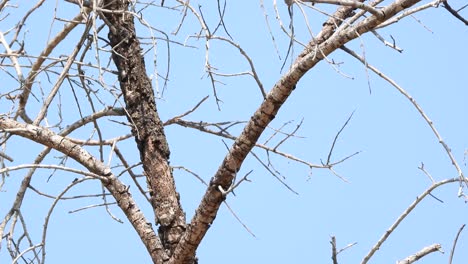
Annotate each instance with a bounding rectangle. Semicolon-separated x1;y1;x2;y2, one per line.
1;1;467;263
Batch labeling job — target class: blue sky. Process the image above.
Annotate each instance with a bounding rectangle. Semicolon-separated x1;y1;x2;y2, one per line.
1;0;467;263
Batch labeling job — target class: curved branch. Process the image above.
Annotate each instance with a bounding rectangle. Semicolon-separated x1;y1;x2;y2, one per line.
0;117;167;263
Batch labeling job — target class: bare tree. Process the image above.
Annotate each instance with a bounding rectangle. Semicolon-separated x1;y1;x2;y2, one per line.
0;0;466;263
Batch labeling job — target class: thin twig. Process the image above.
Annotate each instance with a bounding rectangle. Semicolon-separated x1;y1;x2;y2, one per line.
303;0;384;18
326;111;354;165
164;96;210;125
251;151;299;195
361;178;458;264
448;224;465;264
342;46;465;187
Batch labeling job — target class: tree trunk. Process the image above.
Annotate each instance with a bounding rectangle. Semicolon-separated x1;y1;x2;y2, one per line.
102;0;187;261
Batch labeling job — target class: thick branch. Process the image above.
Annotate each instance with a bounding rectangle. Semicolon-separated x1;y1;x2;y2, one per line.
0;117;167;263
171;0;424;262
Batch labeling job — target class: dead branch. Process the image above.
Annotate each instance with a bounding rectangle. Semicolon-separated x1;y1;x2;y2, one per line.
396;244;442;264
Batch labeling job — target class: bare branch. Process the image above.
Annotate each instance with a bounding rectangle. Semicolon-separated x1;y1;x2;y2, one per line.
331;236;339;264
370;30;403;52
164;96;210;125
0;164;105;179
68;201;117;214
303;0;384;18
0;117;167;262
17;12;86;122
174;1;431;258
341;46;465;186
1;0;465;262
362;178;458;264
376;0;442;29
443;0;468;25
171;119;327;169
448;224;465;264
326;111;354;165
0;151;13;162
0;31;24;83
396;244;443;264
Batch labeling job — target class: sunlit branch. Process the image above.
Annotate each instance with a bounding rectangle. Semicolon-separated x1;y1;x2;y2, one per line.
396;244;442;264
376;0;442;28
0;31;24;83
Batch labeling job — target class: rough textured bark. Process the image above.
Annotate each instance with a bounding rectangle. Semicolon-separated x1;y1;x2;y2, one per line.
101;0;186;260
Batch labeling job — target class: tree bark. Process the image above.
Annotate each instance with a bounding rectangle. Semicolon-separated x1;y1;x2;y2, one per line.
101;0;186;260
